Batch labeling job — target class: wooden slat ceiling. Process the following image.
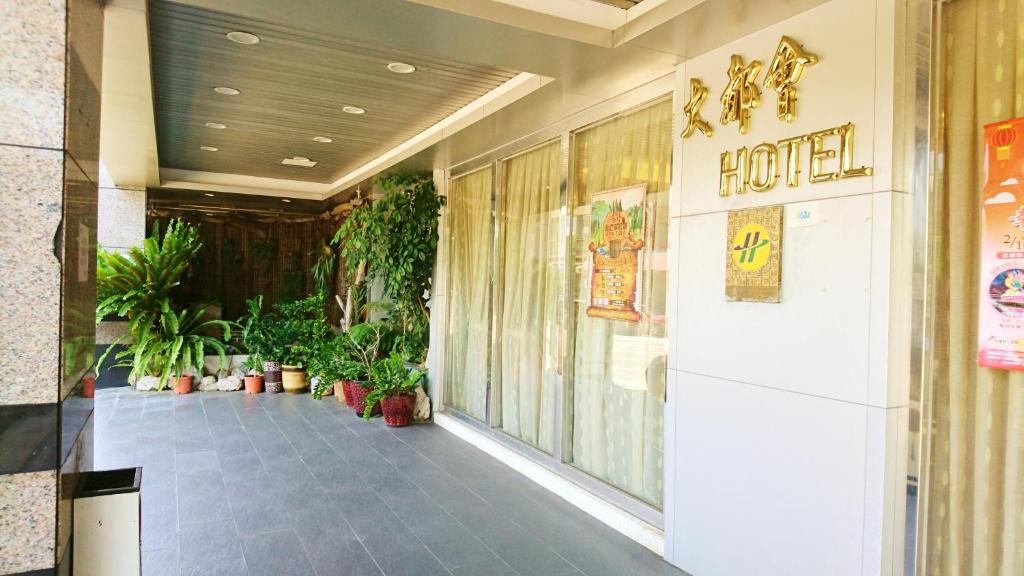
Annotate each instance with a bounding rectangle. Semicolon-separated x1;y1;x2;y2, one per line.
149;1;520;184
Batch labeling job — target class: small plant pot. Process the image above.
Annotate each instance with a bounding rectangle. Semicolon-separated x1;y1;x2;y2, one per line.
243;375;263;394
333;381;347;404
81;375;96;398
173;375;193;395
281;365;307;393
381;394;416;427
349;382;380;416
263;361;283;394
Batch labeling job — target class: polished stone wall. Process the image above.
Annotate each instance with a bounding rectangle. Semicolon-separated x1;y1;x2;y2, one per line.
0;0;104;573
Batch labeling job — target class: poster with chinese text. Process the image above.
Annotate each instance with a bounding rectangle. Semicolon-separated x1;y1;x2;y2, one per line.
586;184;647;322
978;117;1024;370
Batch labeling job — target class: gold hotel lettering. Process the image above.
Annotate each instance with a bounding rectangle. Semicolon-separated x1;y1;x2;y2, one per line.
719;122;872;197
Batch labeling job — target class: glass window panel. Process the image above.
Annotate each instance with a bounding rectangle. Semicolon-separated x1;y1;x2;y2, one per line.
497;141;563;453
919;2;1024;574
568;98;672;507
445;168;493;421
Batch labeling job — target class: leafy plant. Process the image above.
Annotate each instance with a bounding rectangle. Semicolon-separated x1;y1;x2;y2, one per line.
96;219;201;325
269;293;330;368
236;295;273;369
311;242;337;296
362;352;424;419
341;321;391;381
112;303;231;391
95;219;203;372
332;174;444;363
308;335;347;399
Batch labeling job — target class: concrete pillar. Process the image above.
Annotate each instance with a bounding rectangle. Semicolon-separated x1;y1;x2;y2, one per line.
0;0;104;573
97;183;146;254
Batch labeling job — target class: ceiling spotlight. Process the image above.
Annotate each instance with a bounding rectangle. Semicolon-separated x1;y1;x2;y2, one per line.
200;146;219;151
226;31;260;45
205;122;227;129
313;136;333;143
342;106;365;115
281;198;292;203
387;62;416;74
213;86;240;95
204;193;215;197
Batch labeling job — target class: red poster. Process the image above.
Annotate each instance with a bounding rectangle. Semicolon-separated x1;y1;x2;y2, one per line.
979;118;1024;370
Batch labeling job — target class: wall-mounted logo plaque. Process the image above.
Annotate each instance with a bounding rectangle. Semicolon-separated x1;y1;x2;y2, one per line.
726;205;783;302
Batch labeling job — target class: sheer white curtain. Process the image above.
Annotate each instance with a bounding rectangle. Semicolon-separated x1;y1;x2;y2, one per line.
919;1;1024;574
445;168;492;421
497;141;562;453
569;99;672;507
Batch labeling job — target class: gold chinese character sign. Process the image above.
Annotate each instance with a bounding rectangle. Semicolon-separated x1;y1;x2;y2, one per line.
726;205;783;302
763;35;819;123
681;78;713;139
720;54;762;134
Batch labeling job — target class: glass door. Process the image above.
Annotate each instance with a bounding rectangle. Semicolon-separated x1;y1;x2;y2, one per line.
444;167;493;421
566;98;673;507
494;140;564;454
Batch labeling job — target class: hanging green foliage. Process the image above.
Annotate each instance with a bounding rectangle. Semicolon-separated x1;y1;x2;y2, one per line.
332;174;445;363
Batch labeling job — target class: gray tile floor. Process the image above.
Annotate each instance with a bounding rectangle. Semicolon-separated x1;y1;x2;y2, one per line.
94;387;687;576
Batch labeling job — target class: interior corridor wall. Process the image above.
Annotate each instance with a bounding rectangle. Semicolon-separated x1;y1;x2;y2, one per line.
663;0;913;575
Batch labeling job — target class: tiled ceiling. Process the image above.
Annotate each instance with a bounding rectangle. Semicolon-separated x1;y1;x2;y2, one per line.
588;0;644;8
149;1;520;183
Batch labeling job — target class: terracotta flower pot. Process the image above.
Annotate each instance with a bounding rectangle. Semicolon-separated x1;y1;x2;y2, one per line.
349;382;381;416
243;375;263;394
263;361;282;394
81;375;96;398
381;394;416;427
333;381;347;403
281;365;307;393
173;375;193;395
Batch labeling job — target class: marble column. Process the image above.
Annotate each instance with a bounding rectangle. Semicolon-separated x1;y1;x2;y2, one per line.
0;0;104;574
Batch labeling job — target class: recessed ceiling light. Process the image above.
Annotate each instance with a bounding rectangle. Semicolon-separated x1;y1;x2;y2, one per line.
342;106;365;115
387;62;416;74
213;86;240;95
226;31;260;45
281;198;292;203
200;146;219;151
204;193;215;197
281;156;317;167
313;136;333;143
205;122;227;129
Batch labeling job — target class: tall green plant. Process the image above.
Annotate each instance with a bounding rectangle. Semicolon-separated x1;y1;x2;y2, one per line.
332;174;445;362
95;219;203;371
96;219;201;324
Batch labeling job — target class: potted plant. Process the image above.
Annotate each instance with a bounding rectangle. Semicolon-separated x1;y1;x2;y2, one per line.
362;352;424;426
238;296;282;393
112;303;231;393
308;335;348;400
94;219;203;385
337;358;365;408
341;322;389;415
273;294;331;393
242;355;263;394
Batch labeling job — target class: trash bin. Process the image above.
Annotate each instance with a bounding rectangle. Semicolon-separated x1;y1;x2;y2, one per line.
73;467;142;576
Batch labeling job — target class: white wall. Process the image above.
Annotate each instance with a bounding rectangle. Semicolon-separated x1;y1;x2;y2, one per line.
664;1;911;575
